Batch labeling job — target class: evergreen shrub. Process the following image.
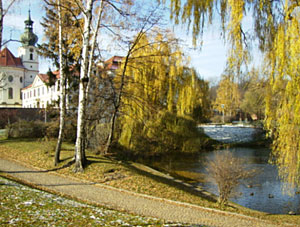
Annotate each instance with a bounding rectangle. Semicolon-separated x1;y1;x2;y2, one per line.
6;121;46;138
44;120;76;142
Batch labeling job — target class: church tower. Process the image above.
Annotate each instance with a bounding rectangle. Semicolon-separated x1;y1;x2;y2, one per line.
18;10;39;87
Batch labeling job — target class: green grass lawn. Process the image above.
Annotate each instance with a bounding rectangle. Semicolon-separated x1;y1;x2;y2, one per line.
0;138;299;226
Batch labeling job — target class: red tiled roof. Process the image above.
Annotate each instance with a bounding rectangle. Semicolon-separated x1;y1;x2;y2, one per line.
22;84;32;90
0;48;24;68
38;73;53;83
22;67;79;90
103;56;123;71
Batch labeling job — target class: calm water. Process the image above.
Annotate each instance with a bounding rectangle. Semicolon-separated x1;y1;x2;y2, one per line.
159;147;300;214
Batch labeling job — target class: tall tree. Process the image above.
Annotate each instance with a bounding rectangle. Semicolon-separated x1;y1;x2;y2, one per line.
40;0;82;166
54;0;67;166
240;69;266;120
214;75;240;118
73;0;133;172
116;30;208;155
103;3;164;154
73;0;96;172
162;0;300;189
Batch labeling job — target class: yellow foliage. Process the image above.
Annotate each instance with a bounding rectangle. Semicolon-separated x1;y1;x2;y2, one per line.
164;0;300;189
116;30;210;151
214;75;240;117
264;4;300;189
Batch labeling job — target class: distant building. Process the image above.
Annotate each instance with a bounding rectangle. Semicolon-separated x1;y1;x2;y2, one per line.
103;56;123;70
22;72;60;108
0;10;39;108
22;56;123;109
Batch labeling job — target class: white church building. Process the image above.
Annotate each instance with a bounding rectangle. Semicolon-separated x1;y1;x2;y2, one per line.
0;11;61;108
0;11;123;109
0;11;40;108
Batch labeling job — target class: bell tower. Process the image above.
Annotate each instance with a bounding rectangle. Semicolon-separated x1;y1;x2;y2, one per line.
18;10;39;87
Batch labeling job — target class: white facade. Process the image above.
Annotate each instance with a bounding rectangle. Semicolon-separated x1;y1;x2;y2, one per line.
18;45;39;87
22;75;60;108
0;66;25;107
0;46;38;108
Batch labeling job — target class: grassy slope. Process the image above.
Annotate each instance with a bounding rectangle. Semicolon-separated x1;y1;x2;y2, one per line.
0;138;299;226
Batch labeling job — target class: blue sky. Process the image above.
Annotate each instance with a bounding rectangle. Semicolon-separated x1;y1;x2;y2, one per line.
3;0;228;82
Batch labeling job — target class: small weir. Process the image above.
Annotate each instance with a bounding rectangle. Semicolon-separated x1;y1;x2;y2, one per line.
199;124;260;143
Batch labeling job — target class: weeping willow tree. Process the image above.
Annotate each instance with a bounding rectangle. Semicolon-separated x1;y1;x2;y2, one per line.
264;5;300;189
161;0;300;189
116;31;211;155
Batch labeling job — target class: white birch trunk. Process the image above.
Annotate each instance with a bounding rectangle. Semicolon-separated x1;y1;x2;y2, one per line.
54;0;67;166
86;0;103;92
74;0;94;172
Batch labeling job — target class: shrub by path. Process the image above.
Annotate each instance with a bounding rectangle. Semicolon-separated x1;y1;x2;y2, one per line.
0;158;292;227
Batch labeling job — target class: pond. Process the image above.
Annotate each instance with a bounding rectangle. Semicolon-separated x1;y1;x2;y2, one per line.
156;147;300;215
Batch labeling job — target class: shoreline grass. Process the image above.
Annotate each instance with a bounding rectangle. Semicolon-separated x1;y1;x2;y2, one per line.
0;138;299;226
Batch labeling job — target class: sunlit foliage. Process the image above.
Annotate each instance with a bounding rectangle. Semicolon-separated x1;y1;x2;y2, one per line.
214;75;240;117
265;3;300;189
240;69;266;120
39;0;83;66
116;31;210;155
163;0;300;189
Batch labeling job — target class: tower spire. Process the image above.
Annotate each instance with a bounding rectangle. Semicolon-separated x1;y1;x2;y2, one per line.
20;9;38;46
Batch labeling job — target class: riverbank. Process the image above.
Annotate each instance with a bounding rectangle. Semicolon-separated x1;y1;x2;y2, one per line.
0;138;299;226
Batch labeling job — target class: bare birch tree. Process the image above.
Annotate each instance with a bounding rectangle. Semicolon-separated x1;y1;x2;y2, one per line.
54;0;67;166
74;0;99;172
74;0;135;171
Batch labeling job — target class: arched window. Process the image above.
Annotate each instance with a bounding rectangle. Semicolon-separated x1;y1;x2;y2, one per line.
30;53;33;60
8;88;13;99
20;77;23;83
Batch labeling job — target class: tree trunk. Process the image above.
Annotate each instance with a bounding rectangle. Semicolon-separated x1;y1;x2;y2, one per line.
104;110;117;154
74;0;94;172
54;0;67;166
103;29;147;154
83;0;104;153
0;0;3;50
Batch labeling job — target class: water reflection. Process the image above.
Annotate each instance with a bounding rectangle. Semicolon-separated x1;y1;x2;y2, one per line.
157;147;300;214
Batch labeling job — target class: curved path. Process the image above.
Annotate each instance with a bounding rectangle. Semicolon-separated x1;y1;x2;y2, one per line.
0;158;291;227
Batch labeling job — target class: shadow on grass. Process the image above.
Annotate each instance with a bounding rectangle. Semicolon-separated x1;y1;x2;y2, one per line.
0;137;37;144
84;155;118;166
79;154;221;205
0;159;75;174
123;160;218;204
